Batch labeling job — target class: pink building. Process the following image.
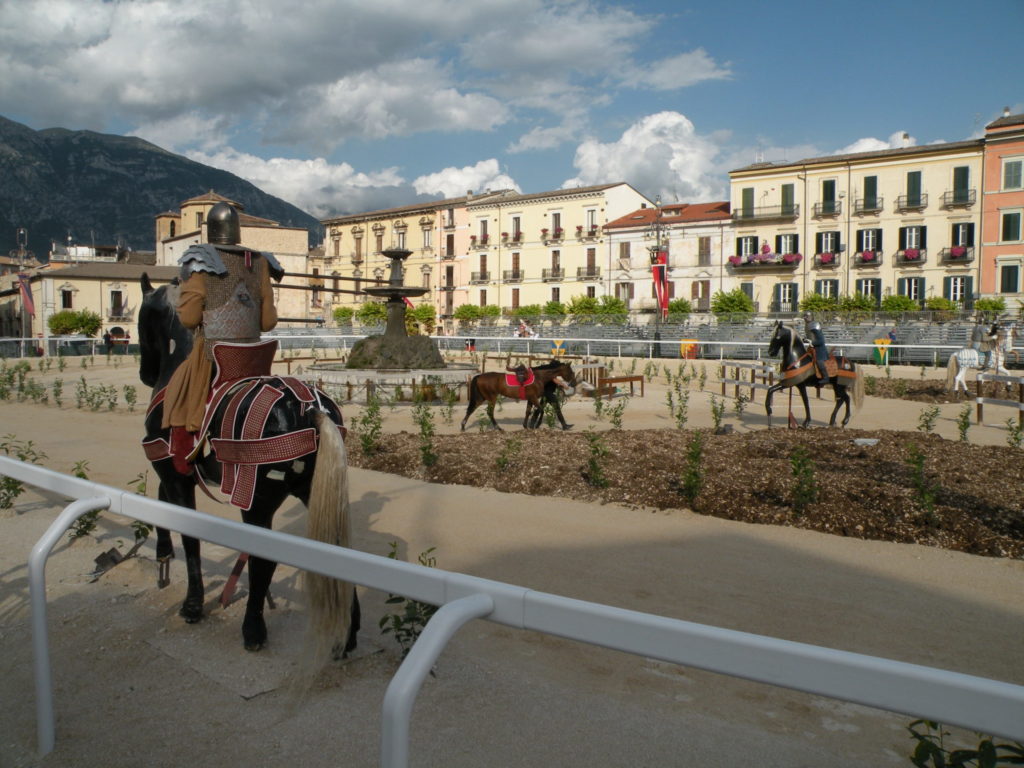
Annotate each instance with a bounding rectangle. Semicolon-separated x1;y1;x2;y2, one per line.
981;109;1024;310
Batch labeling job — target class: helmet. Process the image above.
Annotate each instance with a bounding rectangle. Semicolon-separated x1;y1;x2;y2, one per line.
206;202;241;246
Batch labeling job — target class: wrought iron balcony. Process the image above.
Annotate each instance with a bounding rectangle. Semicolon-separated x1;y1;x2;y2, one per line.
503;269;525;282
577;266;601;281
854;197;884;215
350;253;363;264
441;250;456;260
813;201;842;217
732;204;800;222
941;189;976;208
939;246;975;265
727;252;802;268
107;309;134;322
768;301;799;313
895;248;927;266
469;271;490;284
895;194;928;212
440;284;456;292
853;250;883;267
542;268;564;282
813;253;840;269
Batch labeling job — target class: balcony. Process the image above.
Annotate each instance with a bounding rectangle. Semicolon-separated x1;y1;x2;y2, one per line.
503;269;525;282
768;301;799;313
854;197;884;215
542;268;564;282
469;235;490;249
895;248;927;266
107;308;134;322
812;201;842;218
441;250;456;260
576;226;600;240
443;220;456;230
895;194;928;212
939;246;975;265
350;253;364;265
813;252;840;269
503;232;524;244
469;271;490;284
577;266;602;281
853;250;883;267
440;284;456;292
726;252;802;269
732;204;800;222
941;189;976;209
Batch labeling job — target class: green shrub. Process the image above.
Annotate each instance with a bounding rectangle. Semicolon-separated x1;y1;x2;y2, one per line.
711;288;755;317
332;306;355;325
355;301;388;324
881;294;921;312
799;293;839;312
379;542;439;660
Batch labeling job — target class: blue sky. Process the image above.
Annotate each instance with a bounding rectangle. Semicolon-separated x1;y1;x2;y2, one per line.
1;0;1020;220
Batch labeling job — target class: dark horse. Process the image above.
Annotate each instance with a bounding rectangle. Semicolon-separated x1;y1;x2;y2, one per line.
765;321;864;428
461;360;578;431
138;274;359;654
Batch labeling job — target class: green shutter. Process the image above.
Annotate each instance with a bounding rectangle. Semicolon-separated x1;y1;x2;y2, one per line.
907;171;921;203
897;277;906;296
920;227;927;249
964;276;974;309
864;176;877;206
742;188;754;216
899;227;907;250
943;276;952;300
814;279;823;295
856;229;864;251
815;232;823;254
775;235;782;253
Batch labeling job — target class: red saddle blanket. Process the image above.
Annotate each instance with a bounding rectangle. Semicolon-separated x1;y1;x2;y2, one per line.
504;369;536;389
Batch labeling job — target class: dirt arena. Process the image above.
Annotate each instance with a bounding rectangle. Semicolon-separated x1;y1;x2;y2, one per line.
1;355;1021;767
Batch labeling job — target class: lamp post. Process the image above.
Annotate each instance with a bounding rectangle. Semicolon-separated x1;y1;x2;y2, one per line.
647;196;667;357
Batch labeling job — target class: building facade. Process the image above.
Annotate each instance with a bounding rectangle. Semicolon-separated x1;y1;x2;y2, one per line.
981;110;1024;312
728;140;985;312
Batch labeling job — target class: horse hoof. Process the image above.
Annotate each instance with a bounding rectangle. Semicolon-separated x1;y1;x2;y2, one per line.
179;601;204;623
242;614;267;651
562;424;574;431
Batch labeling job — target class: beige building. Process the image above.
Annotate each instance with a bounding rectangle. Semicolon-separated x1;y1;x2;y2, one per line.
728;140;984;312
604;201;732;313
155;191;311;324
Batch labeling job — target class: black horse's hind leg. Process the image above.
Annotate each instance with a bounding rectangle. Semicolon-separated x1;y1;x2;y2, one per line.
798;385;812;428
179;534;205;622
831;383;852;427
239;487;289;651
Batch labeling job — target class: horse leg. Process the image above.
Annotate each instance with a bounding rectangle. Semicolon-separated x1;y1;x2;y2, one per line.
486;399;501;430
523;400;534;429
460;400;477;431
798;385;812;428
239;503;280;651
830;383;850;427
179;534;205;623
764;383;784;429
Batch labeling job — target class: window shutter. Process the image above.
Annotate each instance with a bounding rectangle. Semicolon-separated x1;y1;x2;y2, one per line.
920;227;927;249
965;223;975;246
828;279;839;297
775;235;782;253
735;237;742;255
876;229;884;251
791;283;799;308
898;227;907;250
871;279;881;306
773;283;782;309
814;279;823;294
856;229;864;251
793;235;799;254
917;278;926;306
964;276;974;309
815;232;823;253
943;276;952;300
834;231;842;252
897;277;906;296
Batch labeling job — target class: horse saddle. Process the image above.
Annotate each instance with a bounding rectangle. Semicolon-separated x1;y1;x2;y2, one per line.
504;368;536;389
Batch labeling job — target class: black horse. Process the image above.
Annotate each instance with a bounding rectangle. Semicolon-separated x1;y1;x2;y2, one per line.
765;321;864;428
138;274;359;654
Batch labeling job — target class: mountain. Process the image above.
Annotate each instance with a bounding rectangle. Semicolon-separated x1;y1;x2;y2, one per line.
0;116;321;261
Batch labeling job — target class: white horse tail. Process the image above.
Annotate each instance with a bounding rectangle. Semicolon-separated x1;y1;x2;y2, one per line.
852;364;864;409
305;411;354;664
946;353;959;392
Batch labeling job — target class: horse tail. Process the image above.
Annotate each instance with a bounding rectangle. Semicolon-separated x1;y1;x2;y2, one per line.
946;353;959;392
852;363;864;409
305;411;354;662
467;374;481;408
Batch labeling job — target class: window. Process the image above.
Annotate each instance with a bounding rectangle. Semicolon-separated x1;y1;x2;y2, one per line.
1003;159;1023;190
587;209;597;229
551;212;561;234
943;275;973;307
445;208;455;227
332;272;340;296
740;283;754;303
863;176;878;208
196;211;203;229
815;231;840;254
737;236;757;256
479;254;487;273
619;241;631;260
615;282;634;301
110;290;124;317
781;184;795;215
551;287;560;303
855;278;882;306
422;269;430;289
311;268;321;304
512;288;520;308
61;290;73;309
512;216;521;238
952;223;975;247
813;279;839;298
906;171;922;206
698;236;711;265
551;250;560;270
898;277;925;306
586;286;596;298
479;290;487;306
1000;265;1020;294
375;233;383;253
169;221;176;238
741;187;754;217
899;226;926;250
444;234;454;257
332;237;340;257
355;236;363;259
773;282;798;312
396;230;406;249
1002;211;1022;242
857;228;882;252
952;166;970;203
586;247;596;270
422;229;432;248
512;252;520;272
776;234;799;255
821;180;837;214
479;219;488;239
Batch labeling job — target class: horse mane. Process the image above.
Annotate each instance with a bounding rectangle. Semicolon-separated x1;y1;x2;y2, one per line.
531;359;568;370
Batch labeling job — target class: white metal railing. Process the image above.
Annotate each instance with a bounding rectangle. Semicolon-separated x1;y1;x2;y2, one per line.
3;455;1023;767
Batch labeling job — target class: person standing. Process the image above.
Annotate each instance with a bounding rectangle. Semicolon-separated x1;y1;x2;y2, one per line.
161;201;282;474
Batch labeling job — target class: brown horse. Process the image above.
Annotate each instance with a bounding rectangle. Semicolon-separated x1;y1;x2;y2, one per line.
461;360;578;431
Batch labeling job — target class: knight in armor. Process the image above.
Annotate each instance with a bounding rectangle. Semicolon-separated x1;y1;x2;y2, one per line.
972;316;997;369
162;202;283;474
803;313;830;387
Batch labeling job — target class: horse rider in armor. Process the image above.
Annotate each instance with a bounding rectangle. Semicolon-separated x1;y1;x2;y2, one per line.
803;313;830;387
162;201;283;474
972;316;998;370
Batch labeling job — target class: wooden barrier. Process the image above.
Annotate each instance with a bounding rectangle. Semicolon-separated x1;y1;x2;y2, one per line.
719;361;775;403
975;373;1024;426
597;375;645;400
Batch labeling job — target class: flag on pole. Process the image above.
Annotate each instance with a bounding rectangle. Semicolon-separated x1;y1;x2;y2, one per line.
651;250;669;319
17;273;35;317
403;296;414;308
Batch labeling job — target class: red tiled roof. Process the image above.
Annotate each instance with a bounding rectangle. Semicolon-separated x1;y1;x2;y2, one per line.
605;201;730;229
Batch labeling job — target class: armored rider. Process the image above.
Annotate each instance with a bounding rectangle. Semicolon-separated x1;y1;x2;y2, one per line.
162;201;283;474
803;313;830;387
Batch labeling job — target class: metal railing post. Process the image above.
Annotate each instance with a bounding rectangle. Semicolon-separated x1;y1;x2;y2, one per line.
30;496;112;756
380;593;494;768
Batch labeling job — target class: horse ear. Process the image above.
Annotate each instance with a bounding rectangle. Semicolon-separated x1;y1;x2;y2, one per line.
141;272;154;295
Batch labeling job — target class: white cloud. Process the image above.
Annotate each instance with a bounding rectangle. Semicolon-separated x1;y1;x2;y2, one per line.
413;159;520;199
186;147;407;218
836;131;917;155
620;49;732;91
564;112;725;202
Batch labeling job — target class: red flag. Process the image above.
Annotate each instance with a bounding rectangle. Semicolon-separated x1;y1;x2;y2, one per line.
403;296;414;308
17;273;35;317
651;250;669;318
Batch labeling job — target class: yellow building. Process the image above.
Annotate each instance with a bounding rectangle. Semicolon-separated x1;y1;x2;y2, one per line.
728;139;984;312
155;191;312;324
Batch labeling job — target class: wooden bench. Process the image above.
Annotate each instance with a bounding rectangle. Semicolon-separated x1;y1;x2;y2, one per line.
597;375;645;400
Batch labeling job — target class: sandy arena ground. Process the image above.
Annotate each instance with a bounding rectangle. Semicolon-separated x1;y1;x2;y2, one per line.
1;354;1022;767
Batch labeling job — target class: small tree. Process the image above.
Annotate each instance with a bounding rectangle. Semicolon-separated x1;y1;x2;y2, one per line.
799;293;839;312
76;310;102;337
332;306;355;325
512;304;543;322
666;298;692;318
543;300;566;318
452;304;483;322
480;304;501;320
838;292;877;312
925;296;957;311
880;294;921;312
567;295;600;322
974;297;1006;313
47;310;80;336
710;288;755;317
407;303;436;334
356;301;388;325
